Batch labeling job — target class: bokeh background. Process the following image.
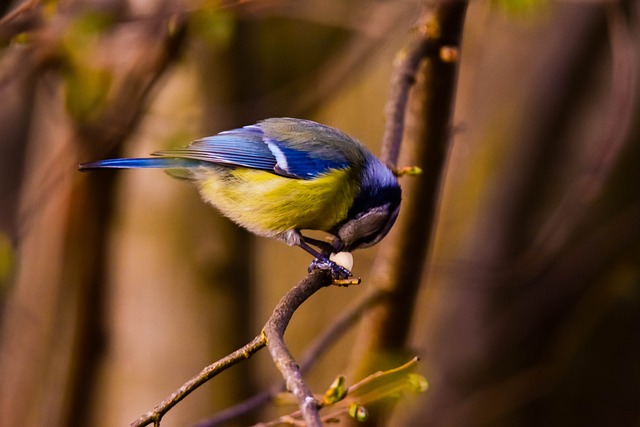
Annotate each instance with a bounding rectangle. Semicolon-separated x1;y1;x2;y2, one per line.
1;1;639;426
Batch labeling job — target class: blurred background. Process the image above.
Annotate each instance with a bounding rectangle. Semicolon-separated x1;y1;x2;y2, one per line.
1;1;639;426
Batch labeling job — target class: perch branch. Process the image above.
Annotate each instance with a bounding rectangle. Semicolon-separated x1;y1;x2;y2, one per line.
131;270;334;427
196;289;387;427
262;270;334;427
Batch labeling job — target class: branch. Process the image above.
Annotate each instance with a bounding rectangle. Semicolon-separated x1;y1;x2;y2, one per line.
196;289;387;427
347;5;468;423
358;0;468;357
130;335;267;427
381;9;440;169
262;270;333;427
130;270;334;427
258;357;427;426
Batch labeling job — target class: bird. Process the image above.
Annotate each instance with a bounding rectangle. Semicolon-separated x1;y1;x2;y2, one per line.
79;117;401;279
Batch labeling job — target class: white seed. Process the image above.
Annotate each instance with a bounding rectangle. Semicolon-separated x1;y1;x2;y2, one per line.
329;252;354;271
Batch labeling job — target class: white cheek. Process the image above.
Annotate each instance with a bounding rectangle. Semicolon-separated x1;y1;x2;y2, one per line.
330;251;354;271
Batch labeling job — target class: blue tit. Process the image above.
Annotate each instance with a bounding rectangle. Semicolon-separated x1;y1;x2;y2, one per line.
79;117;401;278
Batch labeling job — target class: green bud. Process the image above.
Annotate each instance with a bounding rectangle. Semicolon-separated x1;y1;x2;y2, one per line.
323;375;348;404
348;403;369;422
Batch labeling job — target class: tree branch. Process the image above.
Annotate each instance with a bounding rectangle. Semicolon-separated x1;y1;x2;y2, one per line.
381;8;440;169
130;270;334;427
262;270;333;427
196;289;386;427
357;0;468;360
130;335;267;427
349;2;468;422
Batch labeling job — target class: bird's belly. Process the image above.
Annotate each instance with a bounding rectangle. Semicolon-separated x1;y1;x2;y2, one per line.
195;167;357;238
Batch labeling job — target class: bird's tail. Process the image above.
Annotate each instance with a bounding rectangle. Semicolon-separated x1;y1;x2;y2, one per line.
79;157;196;171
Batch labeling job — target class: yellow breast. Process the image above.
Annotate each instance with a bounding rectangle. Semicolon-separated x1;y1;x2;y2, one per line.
195;167;358;238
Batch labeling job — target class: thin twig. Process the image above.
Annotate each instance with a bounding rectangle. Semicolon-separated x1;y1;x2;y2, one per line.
195;390;273;427
298;289;387;370
130;335;267;427
131;271;333;427
258;357;423;426
196;290;387;427
381;9;439;168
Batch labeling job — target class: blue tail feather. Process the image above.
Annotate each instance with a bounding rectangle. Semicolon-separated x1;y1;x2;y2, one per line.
79;157;196;171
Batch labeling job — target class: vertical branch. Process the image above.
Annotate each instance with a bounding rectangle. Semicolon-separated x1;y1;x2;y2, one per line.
350;2;468;417
406;4;640;427
381;10;439;169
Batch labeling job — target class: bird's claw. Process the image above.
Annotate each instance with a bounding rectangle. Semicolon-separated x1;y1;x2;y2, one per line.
308;258;353;280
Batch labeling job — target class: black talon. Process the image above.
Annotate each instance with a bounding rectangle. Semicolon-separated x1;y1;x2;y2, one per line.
297;234;353;279
308;258;353;279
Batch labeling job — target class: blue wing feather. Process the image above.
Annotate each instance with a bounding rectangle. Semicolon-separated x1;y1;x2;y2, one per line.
153;126;277;171
151;119;352;179
80;119;356;179
257;118;354;177
78;158;198;170
265;139;348;178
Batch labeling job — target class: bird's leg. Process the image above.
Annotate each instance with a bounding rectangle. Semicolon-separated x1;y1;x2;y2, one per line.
301;236;336;256
297;238;352;279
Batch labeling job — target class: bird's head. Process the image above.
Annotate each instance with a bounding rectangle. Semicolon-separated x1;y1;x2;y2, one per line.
333;156;401;252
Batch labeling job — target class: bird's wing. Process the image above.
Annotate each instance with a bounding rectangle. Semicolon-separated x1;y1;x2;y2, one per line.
257;118;352;178
153;126;276;170
153;120;351;179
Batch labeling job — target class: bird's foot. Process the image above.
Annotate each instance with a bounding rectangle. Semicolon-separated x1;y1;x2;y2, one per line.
308;258;352;280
